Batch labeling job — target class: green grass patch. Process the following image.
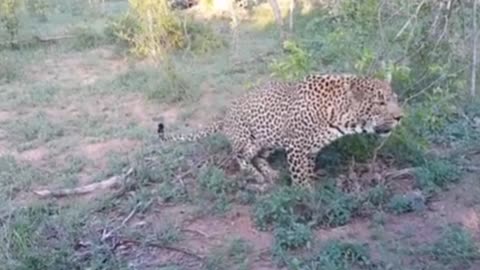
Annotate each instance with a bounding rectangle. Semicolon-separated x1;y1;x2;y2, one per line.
5;112;64;150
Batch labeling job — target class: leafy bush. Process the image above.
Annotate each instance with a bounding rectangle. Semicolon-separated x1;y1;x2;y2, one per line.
108;0;185;58
430;225;479;267
197;165;232;214
25;0;49;22
273;221;312;250
415;158;461;195
253;185;360;231
289;240;374;270
252;186;306;230
270;40;312;80
0;0;22;46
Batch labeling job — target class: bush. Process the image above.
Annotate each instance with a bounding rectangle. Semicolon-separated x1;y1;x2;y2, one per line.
273;221;312;250
430;225;479;267
108;0;185;58
270;40;312;80
0;0;22;46
289;240;373;270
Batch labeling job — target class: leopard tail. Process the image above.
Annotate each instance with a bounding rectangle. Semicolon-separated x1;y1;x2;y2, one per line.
157;120;223;143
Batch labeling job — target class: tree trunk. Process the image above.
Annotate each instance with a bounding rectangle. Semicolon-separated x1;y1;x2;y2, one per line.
268;0;285;41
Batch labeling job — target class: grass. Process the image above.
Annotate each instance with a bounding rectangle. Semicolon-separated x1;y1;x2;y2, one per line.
429;224;479;268
205;237;253;270
0;0;480;269
5;112;65;150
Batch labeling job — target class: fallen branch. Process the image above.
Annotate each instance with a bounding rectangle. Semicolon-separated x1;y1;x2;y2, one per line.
33;168;134;199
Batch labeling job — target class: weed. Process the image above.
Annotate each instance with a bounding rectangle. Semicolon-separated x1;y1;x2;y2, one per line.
387;194;414;215
429;224;479;267
71;25;107;50
0;52;22;83
273;221;312;251
0;0;22;47
109;0;185;58
5;112;64;150
0;155;46;202
112;65;193;103
188;21;227;55
253;185;359;231
270;40;312;80
15;84;60;107
0;203;128;269
151;222;181;246
307;185;360;228
415;158;460;195
197;165;232;214
292;240;374;270
204;238;252;270
158;181;187;203
26;0;49;22
252;186;306;230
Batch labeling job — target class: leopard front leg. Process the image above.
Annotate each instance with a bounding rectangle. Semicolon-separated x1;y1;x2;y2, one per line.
286;147;316;190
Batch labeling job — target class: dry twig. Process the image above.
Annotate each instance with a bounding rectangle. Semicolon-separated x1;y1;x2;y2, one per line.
101;202;140;241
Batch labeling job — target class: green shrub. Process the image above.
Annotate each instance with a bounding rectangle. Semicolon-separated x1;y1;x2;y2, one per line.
415;158;461;195
430;225;479;267
252;186;306;230
26;0;49;22
273;221;312;250
0;0;22;46
270;40;312;80
253;185;360;231
109;0;185;58
291;240;373;270
198;165;232;214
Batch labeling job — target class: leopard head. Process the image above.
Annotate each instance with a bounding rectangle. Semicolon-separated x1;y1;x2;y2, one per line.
346;77;404;137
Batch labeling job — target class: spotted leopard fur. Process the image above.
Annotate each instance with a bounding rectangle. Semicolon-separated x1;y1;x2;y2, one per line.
157;74;404;191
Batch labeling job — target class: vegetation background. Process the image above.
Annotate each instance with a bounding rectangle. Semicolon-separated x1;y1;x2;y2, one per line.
1;0;480;269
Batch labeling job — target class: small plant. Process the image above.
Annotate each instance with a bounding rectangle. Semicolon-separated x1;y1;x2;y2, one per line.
197;165;232;214
252;186;306;230
71;25;106;50
430;225;479;267
26;0;49;22
5;112;64;149
113;65;192;103
387;194;414;215
0;0;22;47
273;221;312;251
188;21;227;55
270;40;312;80
415;158;460;193
205;238;252;270
0;53;21;83
0;155;45;201
295;240;373;270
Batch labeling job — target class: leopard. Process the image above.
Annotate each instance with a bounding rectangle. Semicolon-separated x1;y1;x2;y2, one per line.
157;73;404;192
